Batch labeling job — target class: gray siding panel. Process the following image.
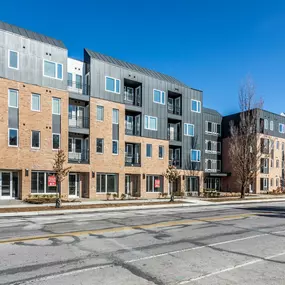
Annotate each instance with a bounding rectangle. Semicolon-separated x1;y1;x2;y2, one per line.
52;115;61;134
113;124;119;140
8;108;18;129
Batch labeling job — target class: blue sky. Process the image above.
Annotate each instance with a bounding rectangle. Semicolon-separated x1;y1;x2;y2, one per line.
1;0;285;115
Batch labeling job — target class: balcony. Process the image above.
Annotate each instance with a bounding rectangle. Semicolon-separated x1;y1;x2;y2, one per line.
67;81;90;98
169;159;181;168
169;147;181;168
69;116;89;129
68;151;89;164
168;122;182;143
168;91;182;117
125;143;141;166
125;112;141;136
124;79;142;107
68;136;89;164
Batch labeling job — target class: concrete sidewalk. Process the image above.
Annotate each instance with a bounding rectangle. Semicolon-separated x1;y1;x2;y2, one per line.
1;196;285;217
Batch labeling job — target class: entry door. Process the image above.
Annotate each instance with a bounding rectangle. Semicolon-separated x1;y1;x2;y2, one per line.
125;175;131;195
175;149;180;166
77;107;84;128
175;97;181;115
169;124;175;140
135;86;142;106
75;138;83;161
69;174;79;197
0;172;12;199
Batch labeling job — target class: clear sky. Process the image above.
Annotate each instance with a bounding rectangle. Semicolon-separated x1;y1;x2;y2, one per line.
1;0;285;115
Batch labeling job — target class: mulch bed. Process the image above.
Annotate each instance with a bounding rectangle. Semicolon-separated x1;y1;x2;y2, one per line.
0;201;182;213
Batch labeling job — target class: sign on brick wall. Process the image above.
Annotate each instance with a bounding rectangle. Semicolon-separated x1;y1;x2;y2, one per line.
48;175;57;187
154;179;160;188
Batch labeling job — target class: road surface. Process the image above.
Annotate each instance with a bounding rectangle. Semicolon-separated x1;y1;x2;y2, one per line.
1;202;285;284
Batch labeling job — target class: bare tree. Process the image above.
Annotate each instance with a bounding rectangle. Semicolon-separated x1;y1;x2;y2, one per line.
53;149;71;208
228;77;264;198
163;165;180;202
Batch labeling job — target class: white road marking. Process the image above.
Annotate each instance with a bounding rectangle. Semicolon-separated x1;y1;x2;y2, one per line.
126;229;285;263
179;251;285;284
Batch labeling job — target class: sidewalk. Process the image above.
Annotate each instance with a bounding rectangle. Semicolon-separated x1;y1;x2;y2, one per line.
0;196;285;217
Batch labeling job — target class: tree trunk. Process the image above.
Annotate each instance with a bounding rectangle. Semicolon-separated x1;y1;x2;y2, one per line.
55;182;62;208
240;185;245;199
169;182;175;202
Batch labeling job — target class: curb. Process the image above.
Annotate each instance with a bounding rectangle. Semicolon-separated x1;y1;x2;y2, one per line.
1;198;285;217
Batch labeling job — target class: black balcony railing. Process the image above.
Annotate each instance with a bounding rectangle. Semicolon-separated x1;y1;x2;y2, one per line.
124;90;142;107
67;81;90;95
167;129;182;141
125;154;141;166
168;104;181;115
169;159;181;168
69;116;89;128
68;151;89;163
125;126;141;136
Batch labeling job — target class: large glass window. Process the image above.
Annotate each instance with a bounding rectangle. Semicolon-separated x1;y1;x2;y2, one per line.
191;100;201;113
8;128;18;147
44;60;63;80
68;73;73;86
105;76;120;93
270;121;274;131
31;93;40;111
153;89;165;104
191;149;201;162
112;109;119;124
52;98;61;115
96;105;104;121
145;115;157;131
8;89;18;108
159;146;164;158
53;134;60;150
96;138;104;153
146;144;152;158
8;50;19;69
76;74;82;89
31;130;40;149
146;175;163;192
184;123;194;136
96;173;118;193
112;140;118;154
31;171;57;194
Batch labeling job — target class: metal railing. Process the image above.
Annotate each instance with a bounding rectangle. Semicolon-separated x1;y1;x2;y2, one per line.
167;104;181;115
125;154;141;166
169;159;181;168
69;116;89;128
167;129;182;141
68;151;89;163
67;81;90;95
124;91;142;107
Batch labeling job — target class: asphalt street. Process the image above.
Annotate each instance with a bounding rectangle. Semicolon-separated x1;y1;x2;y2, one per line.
1;202;285;284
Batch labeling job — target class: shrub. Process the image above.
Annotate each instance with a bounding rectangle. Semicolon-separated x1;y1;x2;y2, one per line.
121;193;126;200
106;192;111;200
113;193;118;200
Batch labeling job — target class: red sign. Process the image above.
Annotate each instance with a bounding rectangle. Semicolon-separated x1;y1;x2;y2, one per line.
154;179;160;188
48;175;57;187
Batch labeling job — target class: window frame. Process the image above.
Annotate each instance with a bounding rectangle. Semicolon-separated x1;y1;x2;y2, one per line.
191;149;201;162
31;171;57;194
8;89;18;108
52;133;61;150
8;128;18;147
43;59;63;80
270;120;274;131
144;115;158;131
31;93;41;112
153;89;165;105
8;49;19;70
96;138;104;154
158;145;164;159
146;175;164;193
105;76;121;94
264;119;268;130
112;140;119;155
146;144;152;158
52;97;61;115
31;130;40;149
279;123;285;134
96;105;104;121
191;99;201;113
112;109;119;124
184;123;195;137
96;173;118;193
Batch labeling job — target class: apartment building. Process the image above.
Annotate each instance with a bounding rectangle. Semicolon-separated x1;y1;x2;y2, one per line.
0;21;205;200
222;109;285;193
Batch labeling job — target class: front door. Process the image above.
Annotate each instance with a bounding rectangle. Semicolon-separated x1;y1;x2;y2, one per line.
69;174;79;198
125;175;131;195
77;107;84;128
0;172;13;199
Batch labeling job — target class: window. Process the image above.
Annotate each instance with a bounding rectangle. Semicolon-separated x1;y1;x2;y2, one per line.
191;100;201;113
96;173;118;193
270;121;274;131
146;175;163;192
112;109;119;124
43;60;63;80
264;119;268;130
31;172;57;194
159;146;164;159
205;140;221;154
276;141;279;150
68;73;73;86
279;123;285;133
8;50;19;69
96;138;104;153
276;178;279;187
153;89;165;104
184;123;194;136
105;76;120;93
8;89;18;108
145;116;157;131
52;134;60;150
112;140;118;155
76;74;82;89
191;149;201;162
31;131;40;149
8;128;18;147
96;105;104;121
206;121;221;135
276;159;280;168
270;178;274;187
31;93;40;111
260;178;268;191
52;98;61;115
146;144;152;158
